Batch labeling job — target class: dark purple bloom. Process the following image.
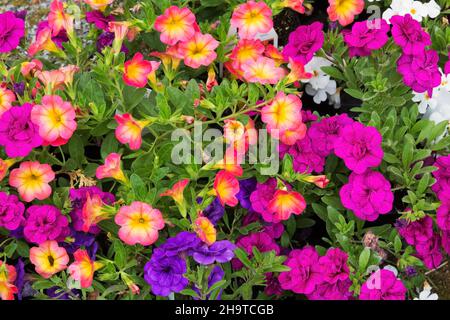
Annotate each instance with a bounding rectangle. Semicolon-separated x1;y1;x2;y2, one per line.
62;229;98;259
97;31;128;53
0;11;25;53
264;273;283;296
405;266;417;277
144;248;189;297
46;287;80;300
202;198;224;225
23;205;70;244
13;82;25;96
14;259;25;300
14;10;27;21
86;11;115;31
192;240;236;265
159;231;201;257
236;178;257;210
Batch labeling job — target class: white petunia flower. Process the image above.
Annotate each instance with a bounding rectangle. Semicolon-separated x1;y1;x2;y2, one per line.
383;0;429;23
305;80;337;104
413;89;440;114
302;57;333;90
414;282;439;300
424;0;441;18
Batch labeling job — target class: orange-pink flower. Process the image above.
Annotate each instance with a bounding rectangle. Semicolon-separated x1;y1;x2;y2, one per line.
266;189;306;222
31;95;77;147
264;44;284;65
178;33;219;69
28;27;60;57
68;249;103;288
0;85;15;117
261;92;302;132
9;161;55;202
281;0;306;14
213;147;244;177
303;175;330;188
154;6;197;46
279;125;307;145
29;241;69;279
21;59;43;77
160;179;189;206
123;52;158;88
115;201;165;246
60;65;79;86
213;170;240;207
0;261;17;300
327;0;364;27
84;0;114;11
194;216;216;245
231;1;273;39
114;113;150;150
36;69;66;93
81;193;110;232
0;159;15;182
96;153;127;183
225;39;265;78
286;58;312;84
48;0;74;36
241;56;285;84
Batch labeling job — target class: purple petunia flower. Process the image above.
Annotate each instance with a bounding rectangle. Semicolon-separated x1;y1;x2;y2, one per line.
23;205;70;245
96;31;128;53
390;14;431;55
359;269;407;300
343;19;390;58
249;178;277;215
282;22;324;65
62;229;98;259
144;248;189;297
415;234;443;270
0;11;25;53
340;170;393;221
334;122;384;174
192;240;236;265
397;216;434;246
14;258;25;300
86;11;115;31
0;103;43;158
236;178;257;210
159;231;201;257
202;198;225;225
193;265;225;300
13;82;25;96
0;192;25;231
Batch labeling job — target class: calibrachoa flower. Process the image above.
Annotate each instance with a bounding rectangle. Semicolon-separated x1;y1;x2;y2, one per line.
397;50;441;95
415;234;443;269
48;0;74;36
0;158;13;181
334;122;384;174
225;39;265;78
397;216;434;246
193;265;225;300
0;261;18;300
343;19;390;57
318;248;350;284
9;161;55;202
213;170;240;207
0;11;25;53
281;0;306;14
359;269;407;300
0;103;42;158
280;135;326;174
31;95;77;146
23;205;70;245
28;26;60;57
232;232;280;269
391;15;431;55
86;10;115;31
159;231;201;257
84;0;114;11
144;249;188;296
307;279;352;300
192;240;236;265
236;178;257;210
81;193;111;232
123;52;158;88
261;92;303;133
115;201;165;246
160;179;189;206
0;192;24;231
327;0;364;27
432;155;450;199
29;241;69;279
250;178;277;214
154;6;197;46
282;22;324;65
242;56;285;84
265;189;306;223
68;249;103;288
114;113;149;150
340;170;393;221
178;33;219;69
230;1;273;39
279;246;322;294
445;53;450;75
0;85;15;117
96;153;127;183
437;199;450;231
194;216;217;245
202;198;225;225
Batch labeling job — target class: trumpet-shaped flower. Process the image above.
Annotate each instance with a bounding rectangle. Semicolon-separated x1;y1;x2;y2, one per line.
281;0;306;14
327;0;364;26
286;58;312;84
178;33;219;69
123;52;155;88
213;170;240;207
96;153;127;183
0;86;15;117
28;27;60;56
115;201;165;246
213;147;244;177
31;95;77;147
154;6;197;46
21;59;43;77
84;0;114;11
9;161;55;202
194;216;217;245
231;1;273;39
81;193;110;232
114;113;149;150
225;39;265;78
262;92;303;132
265;189;306;223
48;0;74;36
36;70;65;93
160;179;189;205
242;56;285;84
29;241;69;279
0;261;18;300
60;65;79;86
68;249;103;288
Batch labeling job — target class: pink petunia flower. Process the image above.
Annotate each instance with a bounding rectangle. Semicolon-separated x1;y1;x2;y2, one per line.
114;113;150;150
154;6;197;46
178;33;219;69
230;1;273;39
327;0;364;27
359;269;407;300
68;249;103;288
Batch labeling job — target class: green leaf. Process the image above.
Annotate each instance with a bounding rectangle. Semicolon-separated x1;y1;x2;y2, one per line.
321;66;346;81
359;248;371;271
344;88;364;100
234;248;253;270
113;240;127;269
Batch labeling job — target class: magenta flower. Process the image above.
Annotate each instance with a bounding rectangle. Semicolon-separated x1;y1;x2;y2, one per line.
307;279;352;300
437;201;450;231
359;269;406;300
36;20;68;48
23;205;70;245
431;155;450;200
249;178;277;215
232;232;280;270
334;122;384;174
308;114;354;157
282;22;324;65
343;19;390;57
279;135;326;174
340;170;393;221
279;246;322;295
397;50;441;95
397;216;434;246
0;103;43;158
86;11;115;31
442;231;450;256
445;53;450;75
318;248;350;284
390;14;431;55
415;235;443;270
0;11;25;53
0;192;25;231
